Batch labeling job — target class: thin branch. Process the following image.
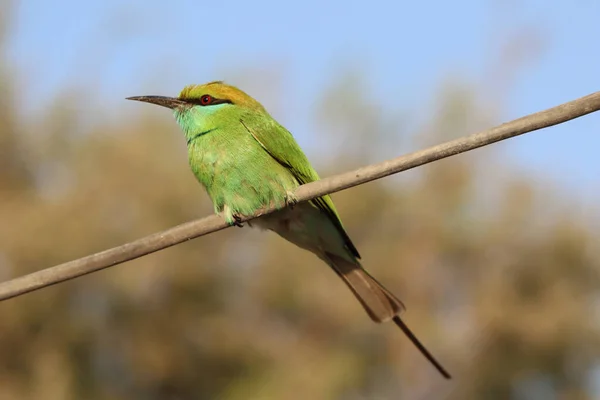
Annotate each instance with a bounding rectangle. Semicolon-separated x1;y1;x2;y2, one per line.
1;91;599;302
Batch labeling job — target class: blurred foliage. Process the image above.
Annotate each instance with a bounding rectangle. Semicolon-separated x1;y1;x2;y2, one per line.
1;5;599;400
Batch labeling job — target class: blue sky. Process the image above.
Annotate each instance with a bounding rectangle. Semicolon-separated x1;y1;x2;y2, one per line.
6;0;600;204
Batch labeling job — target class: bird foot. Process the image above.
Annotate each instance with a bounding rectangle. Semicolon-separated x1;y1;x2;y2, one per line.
285;191;298;209
232;213;244;228
222;205;244;228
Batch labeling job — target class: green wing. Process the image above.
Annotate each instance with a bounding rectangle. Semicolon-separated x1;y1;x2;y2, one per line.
240;116;360;259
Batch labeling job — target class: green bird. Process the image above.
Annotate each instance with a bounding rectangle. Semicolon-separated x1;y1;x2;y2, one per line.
127;81;450;379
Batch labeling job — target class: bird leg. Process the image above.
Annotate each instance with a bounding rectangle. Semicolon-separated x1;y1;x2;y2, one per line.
232;213;244;228
223;205;244;228
285;191;298;209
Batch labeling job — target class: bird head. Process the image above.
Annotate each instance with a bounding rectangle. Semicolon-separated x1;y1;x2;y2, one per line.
127;81;266;112
127;81;266;136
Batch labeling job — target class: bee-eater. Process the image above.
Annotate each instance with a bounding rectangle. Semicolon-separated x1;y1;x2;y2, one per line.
127;81;450;379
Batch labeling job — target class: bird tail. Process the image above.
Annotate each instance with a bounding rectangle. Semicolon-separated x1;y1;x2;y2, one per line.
325;252;451;379
325;252;404;322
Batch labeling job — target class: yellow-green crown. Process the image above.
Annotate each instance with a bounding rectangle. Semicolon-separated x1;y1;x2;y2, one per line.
178;81;265;111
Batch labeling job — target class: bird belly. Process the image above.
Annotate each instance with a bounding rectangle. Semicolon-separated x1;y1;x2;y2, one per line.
188;134;348;262
190;147;298;223
252;202;352;263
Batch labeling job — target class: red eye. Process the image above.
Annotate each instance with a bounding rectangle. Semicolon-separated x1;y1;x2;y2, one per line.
199;95;212;105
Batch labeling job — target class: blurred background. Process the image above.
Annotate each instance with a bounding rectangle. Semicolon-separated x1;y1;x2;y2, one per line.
1;0;599;399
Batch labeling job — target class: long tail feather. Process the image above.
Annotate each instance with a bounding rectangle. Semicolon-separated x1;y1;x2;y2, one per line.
325;252;451;379
392;316;451;379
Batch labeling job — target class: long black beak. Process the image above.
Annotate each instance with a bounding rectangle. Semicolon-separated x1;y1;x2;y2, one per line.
126;96;188;109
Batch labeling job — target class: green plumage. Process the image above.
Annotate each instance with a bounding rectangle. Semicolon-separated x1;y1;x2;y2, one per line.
126;81;450;379
177;101;360;261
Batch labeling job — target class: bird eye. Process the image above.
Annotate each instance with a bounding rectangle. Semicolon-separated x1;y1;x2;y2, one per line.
199;95;213;105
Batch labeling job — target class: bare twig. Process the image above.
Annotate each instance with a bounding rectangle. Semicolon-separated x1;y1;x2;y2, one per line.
1;91;599;302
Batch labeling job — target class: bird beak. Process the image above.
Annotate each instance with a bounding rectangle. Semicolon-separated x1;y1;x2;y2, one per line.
126;95;188;109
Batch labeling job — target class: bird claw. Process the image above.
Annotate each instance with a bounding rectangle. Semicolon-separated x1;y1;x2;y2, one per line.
232;213;244;228
285;191;298;209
